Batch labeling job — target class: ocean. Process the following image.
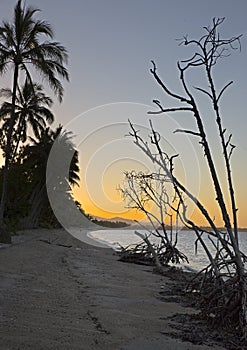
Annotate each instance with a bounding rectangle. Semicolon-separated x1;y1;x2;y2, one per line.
88;229;247;272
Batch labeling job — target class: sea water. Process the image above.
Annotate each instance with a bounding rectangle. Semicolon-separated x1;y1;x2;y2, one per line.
88;229;247;272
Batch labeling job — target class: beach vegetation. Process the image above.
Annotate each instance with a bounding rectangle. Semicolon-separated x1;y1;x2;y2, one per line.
0;125;80;230
0;0;69;242
0;79;54;161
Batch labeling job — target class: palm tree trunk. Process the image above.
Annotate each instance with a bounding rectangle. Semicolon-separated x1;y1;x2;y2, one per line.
22;183;46;229
11;118;24;162
0;64;18;242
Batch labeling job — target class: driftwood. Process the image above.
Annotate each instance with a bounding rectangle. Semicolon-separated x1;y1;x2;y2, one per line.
119;170;189;270
118;230;188;270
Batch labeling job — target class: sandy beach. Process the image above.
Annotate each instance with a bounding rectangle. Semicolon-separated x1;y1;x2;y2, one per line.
0;228;226;350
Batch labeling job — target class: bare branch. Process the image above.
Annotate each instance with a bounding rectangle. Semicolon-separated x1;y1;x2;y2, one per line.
225;134;232;148
217;81;233;103
194;86;213;100
148;106;193;115
229;144;236;159
173;129;201;137
150;60;191;104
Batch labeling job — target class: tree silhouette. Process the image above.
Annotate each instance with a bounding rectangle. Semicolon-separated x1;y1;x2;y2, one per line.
0;79;54;160
0;126;80;229
126;18;247;339
0;0;69;242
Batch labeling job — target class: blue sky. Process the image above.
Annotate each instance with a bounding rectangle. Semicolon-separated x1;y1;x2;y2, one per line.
1;0;247;226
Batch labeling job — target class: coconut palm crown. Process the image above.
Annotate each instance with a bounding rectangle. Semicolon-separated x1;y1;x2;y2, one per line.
0;0;69;101
0;79;54;159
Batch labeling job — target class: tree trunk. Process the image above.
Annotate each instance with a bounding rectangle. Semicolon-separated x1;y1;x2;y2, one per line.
0;64;19;243
22;183;46;229
134;230;163;272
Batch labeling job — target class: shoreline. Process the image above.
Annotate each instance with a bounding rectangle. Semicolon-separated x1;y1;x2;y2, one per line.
0;228;226;349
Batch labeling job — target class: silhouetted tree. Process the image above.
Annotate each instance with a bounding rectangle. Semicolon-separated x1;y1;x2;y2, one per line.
0;0;69;242
21;126;79;228
126;18;246;339
0;79;54;160
119;170;188;268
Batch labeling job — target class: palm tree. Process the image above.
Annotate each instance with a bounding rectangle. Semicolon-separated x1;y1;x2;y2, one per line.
21;126;80;228
0;0;69;241
0;79;54;160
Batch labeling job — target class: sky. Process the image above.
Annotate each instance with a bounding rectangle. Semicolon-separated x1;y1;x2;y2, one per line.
1;0;247;227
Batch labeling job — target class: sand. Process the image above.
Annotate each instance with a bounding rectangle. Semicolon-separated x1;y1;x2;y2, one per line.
0;228;226;350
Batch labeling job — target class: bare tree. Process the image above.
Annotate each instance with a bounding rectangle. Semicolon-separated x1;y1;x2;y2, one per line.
118;170;188;270
126;18;246;339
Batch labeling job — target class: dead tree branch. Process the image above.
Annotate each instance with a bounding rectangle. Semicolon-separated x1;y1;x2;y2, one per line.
125;17;246;338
